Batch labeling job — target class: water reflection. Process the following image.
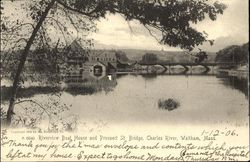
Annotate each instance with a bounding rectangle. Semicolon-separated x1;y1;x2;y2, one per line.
64;74;248;125
1;72;248;102
1;86;61;103
217;75;248;97
141;74;158;80
63;72;117;95
2;73;248;126
118;73;248;98
1;73;117;102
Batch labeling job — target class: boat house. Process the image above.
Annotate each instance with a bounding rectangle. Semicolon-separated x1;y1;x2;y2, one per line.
89;50;117;73
60;40;117;83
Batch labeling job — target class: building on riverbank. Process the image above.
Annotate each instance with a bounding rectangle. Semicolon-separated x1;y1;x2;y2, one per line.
88;50;117;73
60;40;118;83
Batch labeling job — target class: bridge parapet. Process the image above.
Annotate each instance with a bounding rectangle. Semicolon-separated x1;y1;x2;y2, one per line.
137;62;238;75
139;62;236;66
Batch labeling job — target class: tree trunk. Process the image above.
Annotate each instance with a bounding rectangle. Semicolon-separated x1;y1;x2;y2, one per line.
6;0;56;126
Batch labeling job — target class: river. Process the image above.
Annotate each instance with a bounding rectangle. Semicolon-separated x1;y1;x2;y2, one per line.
1;74;249;131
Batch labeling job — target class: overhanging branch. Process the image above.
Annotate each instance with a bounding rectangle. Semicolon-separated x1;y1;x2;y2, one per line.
56;0;97;18
15;99;51;117
144;24;161;43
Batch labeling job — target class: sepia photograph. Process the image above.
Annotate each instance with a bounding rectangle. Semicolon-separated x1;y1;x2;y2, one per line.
1;0;249;161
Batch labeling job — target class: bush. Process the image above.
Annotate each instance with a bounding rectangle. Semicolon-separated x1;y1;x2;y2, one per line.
158;98;180;111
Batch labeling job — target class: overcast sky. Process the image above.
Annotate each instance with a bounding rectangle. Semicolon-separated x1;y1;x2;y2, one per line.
88;0;249;51
2;0;249;52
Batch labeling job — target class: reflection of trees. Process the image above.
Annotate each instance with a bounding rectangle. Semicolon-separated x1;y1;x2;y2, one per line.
65;75;117;95
1;86;61;102
1;75;116;130
141;74;158;80
218;76;248;97
228;76;248;97
1;76;117;101
116;74;129;79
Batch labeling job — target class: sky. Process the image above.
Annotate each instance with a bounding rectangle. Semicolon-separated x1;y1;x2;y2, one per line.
88;0;249;51
2;0;249;52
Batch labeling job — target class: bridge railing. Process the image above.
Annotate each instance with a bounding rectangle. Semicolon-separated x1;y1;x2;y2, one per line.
138;61;237;66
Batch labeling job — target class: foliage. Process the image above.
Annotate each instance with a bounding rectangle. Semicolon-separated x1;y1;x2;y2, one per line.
141;53;158;63
158;98;180;111
61;0;226;50
60;0;226;50
1;0;95;83
115;51;129;62
194;49;208;63
2;94;78;131
1;0;227;52
215;42;249;64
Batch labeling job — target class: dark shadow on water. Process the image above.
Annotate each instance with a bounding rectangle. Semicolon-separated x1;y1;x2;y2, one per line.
1;86;61;102
117;73;158;80
65;79;117;96
116;74;129;79
64;86;97;96
141;73;158;80
217;75;249;97
1;75;117;102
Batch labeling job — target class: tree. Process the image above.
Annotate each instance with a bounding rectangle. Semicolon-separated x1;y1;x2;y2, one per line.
115;51;129;62
194;48;208;63
141;53;158;64
215;42;249;64
1;0;226;126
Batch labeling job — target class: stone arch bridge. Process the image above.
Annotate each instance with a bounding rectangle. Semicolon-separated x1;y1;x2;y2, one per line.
138;62;236;74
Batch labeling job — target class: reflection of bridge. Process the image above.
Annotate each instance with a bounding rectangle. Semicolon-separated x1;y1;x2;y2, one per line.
138;62;236;74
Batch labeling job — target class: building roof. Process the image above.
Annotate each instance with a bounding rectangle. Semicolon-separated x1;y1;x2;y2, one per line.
64;40;88;57
90;50;116;59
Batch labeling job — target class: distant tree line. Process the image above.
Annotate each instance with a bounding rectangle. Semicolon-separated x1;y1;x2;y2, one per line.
141;53;158;64
115;51;129;63
215;42;249;64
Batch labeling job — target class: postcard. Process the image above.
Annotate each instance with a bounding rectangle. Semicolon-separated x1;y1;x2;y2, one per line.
1;0;249;161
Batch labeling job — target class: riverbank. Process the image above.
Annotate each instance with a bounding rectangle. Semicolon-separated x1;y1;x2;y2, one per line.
218;66;248;79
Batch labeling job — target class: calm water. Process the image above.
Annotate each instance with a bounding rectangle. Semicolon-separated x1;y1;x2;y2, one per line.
2;74;249;129
58;75;248;126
